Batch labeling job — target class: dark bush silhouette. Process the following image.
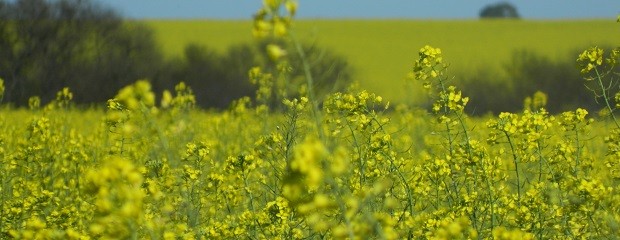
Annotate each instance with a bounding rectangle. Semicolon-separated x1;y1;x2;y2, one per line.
157;40;353;110
256;39;353;108
0;0;163;105
287;42;352;100
457;69;516;115
479;2;520;19
0;0;352;110
156;43;258;109
459;48;615;115
503;49;598;113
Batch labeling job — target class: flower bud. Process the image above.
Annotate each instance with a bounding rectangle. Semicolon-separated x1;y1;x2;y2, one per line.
266;44;287;61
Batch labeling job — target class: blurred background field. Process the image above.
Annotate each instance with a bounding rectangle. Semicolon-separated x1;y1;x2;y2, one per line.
146;19;620;103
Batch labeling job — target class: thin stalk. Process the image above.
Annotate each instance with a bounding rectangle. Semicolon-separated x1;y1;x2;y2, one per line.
436;74;463;200
595;68;620;129
345;120;365;187
290;33;324;139
504;133;521;205
574;129;581;175
534;131;545;182
382;149;415;217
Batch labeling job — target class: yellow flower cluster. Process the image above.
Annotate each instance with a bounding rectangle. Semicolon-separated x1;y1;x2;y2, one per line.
249;67;274;106
577;46;604;74
55;87;73;109
253;0;297;39
115;80;155;110
283;138;326;202
488;109;553;139
523;91;548;112
28;96;41;110
0;71;618;239
433;86;469;114
0;78;4;102
608;47;619;66
492;227;534;240
161;82;196;111
411;45;444;88
85;157;144;238
252;0;297;62
559;108;591;131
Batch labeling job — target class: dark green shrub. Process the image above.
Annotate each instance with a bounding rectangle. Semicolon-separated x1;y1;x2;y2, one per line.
158;40;353;110
0;0;163;105
459;48;616;115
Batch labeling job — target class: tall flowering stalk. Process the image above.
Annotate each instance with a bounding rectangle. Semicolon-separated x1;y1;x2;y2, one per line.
252;0;325;137
577;46;620;128
409;45;504;235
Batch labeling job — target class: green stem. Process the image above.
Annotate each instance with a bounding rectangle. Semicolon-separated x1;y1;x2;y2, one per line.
345;121;365;187
535;132;545;182
574;129;581;175
595;68;620;129
290;33;324;139
504;133;521;205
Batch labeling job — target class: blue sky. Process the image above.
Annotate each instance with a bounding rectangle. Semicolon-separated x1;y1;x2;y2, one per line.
99;0;620;19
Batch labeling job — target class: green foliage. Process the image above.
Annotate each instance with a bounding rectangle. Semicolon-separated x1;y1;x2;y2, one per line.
459;48;618;115
0;1;351;110
0;0;164;105
156;43;255;109
155;40;352;109
256;39;353;106
0;78;4;103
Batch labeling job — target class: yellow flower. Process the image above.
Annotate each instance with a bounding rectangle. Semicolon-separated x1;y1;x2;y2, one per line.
28;96;41;110
253;19;271;38
114;80;156;110
577;47;604;74
273;19;288;37
288;138;327;192
607;47;619;66
286;1;298;16
264;0;281;9
161;90;172;109
267;44;287;61
0;78;4;100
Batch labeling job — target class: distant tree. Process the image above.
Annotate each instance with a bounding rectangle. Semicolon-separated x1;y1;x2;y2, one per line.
0;0;163;105
479;2;520;19
0;0;352;109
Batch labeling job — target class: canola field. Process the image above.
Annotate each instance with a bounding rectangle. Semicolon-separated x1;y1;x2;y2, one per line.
146;19;620;102
1;45;620;238
2;1;620;239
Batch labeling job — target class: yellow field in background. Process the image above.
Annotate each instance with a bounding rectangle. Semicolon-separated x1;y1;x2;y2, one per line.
145;19;620;103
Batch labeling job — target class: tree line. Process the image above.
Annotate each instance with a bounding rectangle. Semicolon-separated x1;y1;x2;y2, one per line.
457;47;619;115
0;0;610;114
0;0;352;109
